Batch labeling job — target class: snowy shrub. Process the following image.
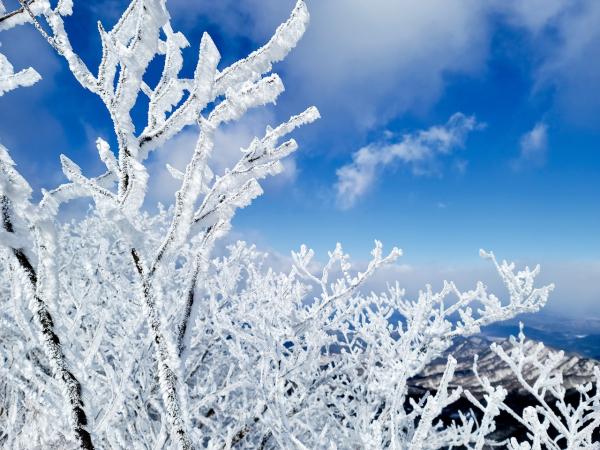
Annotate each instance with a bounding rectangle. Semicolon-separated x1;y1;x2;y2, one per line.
0;0;596;449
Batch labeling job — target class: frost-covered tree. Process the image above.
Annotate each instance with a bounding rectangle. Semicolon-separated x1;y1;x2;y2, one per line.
0;0;594;449
1;0;317;447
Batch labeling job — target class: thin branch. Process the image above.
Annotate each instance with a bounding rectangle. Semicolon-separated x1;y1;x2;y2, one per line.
0;0;35;23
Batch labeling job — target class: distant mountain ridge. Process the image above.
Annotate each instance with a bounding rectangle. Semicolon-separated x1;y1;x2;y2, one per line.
408;335;599;398
479;322;600;360
407;333;600;444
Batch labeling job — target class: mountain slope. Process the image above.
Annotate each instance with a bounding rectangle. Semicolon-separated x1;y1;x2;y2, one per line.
408;335;599;397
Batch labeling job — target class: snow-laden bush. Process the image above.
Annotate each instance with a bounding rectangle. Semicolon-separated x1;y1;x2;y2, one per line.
0;1;597;449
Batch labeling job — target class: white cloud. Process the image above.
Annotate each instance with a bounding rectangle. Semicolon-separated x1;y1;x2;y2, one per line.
287;0;491;133
334;113;481;209
165;0;491;138
512;122;548;170
452;158;468;175
494;0;567;33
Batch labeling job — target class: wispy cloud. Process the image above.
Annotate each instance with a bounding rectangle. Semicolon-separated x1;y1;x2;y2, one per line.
512;122;548;170
505;0;600;127
283;0;492;141
334;113;481;209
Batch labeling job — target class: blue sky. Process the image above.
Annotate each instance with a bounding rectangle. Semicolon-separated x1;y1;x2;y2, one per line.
1;0;599;319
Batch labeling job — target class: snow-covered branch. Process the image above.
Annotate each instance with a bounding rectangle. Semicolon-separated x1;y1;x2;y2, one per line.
0;145;94;448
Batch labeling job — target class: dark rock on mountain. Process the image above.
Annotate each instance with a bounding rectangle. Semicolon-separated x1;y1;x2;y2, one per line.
480;323;600;360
